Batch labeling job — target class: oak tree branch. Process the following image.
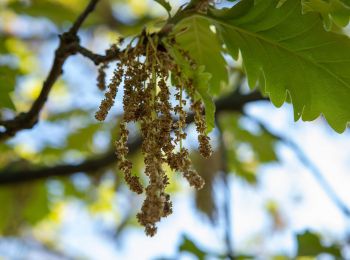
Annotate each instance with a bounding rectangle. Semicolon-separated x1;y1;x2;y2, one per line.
0;0;100;142
0;91;266;185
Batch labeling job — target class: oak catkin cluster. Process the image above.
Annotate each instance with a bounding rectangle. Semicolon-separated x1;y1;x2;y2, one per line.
95;35;212;236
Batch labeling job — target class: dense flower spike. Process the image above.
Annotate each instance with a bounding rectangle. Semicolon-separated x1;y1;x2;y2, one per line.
115;121;143;194
95;34;212;236
97;62;108;91
95;65;123;121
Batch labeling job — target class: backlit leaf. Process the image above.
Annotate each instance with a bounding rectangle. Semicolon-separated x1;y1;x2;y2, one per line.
302;0;350;29
211;0;350;132
173;16;228;95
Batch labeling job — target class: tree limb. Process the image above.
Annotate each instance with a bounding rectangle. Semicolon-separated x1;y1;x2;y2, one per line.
0;0;198;140
68;0;100;35
0;0;100;142
0;91;266;185
0;138;142;185
76;45;121;65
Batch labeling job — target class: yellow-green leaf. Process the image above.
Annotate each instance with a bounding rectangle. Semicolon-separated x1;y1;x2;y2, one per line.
211;0;350;132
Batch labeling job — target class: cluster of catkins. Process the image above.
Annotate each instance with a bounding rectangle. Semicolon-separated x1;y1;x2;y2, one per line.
95;35;212;236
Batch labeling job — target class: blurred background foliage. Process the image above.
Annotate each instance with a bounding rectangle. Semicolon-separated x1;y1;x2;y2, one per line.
0;0;349;259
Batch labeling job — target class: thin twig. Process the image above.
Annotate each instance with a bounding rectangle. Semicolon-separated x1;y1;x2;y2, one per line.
68;0;100;35
76;45;121;65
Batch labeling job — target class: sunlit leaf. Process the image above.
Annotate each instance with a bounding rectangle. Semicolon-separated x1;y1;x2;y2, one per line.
302;0;350;29
211;0;350;132
173;15;228;95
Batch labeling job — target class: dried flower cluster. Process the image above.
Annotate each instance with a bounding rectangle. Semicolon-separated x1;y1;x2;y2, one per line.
95;35;212;236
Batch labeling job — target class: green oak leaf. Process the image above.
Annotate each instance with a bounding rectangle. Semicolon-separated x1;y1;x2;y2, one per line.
302;0;350;29
210;0;350;133
173;16;228;95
